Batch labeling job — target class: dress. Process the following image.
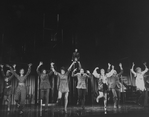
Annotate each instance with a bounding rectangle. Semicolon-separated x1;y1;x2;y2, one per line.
57;72;69;93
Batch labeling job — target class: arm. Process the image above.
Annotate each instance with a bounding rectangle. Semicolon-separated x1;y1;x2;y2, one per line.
142;62;149;75
36;62;42;75
67;61;75;73
24;63;32;77
106;66;115;77
72;68;79;77
92;67;100;78
118;63;123;77
6;64;20;79
0;65;5;77
51;63;59;76
78;61;82;70
107;63;111;73
130;62;136;77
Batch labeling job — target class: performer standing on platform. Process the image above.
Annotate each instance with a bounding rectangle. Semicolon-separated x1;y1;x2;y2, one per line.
72;68;91;109
36;62;53;111
92;63;115;110
0;64;15;111
71;49;81;71
108;63;123;109
130;62;148;105
51;62;75;113
8;63;32;114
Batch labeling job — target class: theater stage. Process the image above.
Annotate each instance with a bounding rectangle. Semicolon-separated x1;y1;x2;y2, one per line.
0;104;149;117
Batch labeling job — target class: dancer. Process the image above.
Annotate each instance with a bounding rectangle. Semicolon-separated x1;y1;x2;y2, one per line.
71;49;81;71
108;63;123;109
36;62;53;111
72;68;91;109
0;64;15;111
8;63;32;114
130;62;148;105
92;63;115;110
51;61;75;113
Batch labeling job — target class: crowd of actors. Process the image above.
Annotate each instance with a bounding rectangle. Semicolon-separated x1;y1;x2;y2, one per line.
0;49;148;114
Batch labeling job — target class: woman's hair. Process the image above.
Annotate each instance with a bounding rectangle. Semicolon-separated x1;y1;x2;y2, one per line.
135;67;141;72
60;67;66;72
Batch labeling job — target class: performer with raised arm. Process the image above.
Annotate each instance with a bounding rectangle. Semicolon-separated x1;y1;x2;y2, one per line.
72;68;91;109
51;61;75;113
108;63;123;109
0;64;15;111
92;63;115;110
71;49;81;71
130;62;148;105
8;63;32;114
36;62;53;111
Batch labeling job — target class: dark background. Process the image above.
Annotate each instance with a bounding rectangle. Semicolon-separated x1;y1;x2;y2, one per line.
1;0;149;73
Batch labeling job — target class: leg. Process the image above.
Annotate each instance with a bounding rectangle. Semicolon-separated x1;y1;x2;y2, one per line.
104;92;107;109
45;89;50;111
77;89;82;105
15;87;21;107
96;91;103;103
81;89;86;109
112;89;117;108
56;91;62;104
64;92;69;113
20;86;26;113
116;89;121;108
7;94;11;111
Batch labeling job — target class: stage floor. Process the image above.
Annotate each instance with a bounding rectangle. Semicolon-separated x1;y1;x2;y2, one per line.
0;104;149;117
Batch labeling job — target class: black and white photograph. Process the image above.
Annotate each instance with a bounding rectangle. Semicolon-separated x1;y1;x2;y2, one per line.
0;0;149;117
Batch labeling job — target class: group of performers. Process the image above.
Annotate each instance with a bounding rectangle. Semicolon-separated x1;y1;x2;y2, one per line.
0;49;148;114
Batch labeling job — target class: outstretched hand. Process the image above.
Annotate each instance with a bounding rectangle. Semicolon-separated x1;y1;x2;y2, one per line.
28;63;32;67
0;64;4;68
39;61;43;66
143;62;147;66
112;65;114;69
51;62;54;67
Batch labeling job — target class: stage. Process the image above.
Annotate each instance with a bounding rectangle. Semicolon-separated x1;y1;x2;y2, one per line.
0;104;149;117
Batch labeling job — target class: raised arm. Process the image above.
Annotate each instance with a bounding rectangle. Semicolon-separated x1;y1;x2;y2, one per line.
72;68;78;77
92;67;100;78
0;64;5;77
24;63;32;77
142;62;149;75
51;63;59;76
106;65;115;77
118;63;123;77
36;62;43;75
5;64;15;80
6;64;19;78
107;63;111;73
130;62;136;77
67;61;75;72
78;61;82;70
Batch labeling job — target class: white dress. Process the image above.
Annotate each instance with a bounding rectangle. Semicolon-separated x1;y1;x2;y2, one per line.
131;67;148;91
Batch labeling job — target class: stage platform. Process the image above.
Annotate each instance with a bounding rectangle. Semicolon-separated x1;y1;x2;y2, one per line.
0;104;149;117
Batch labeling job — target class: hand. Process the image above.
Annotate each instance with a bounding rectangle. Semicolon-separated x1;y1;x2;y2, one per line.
0;64;4;68
119;63;122;67
73;68;77;72
51;62;54;67
108;63;111;67
132;62;135;67
13;64;16;68
112;65;114;69
95;67;99;70
86;70;90;74
39;61;43;65
143;62;147;66
28;63;32;67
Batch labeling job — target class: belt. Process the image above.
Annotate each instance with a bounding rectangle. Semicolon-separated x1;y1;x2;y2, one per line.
19;83;25;86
